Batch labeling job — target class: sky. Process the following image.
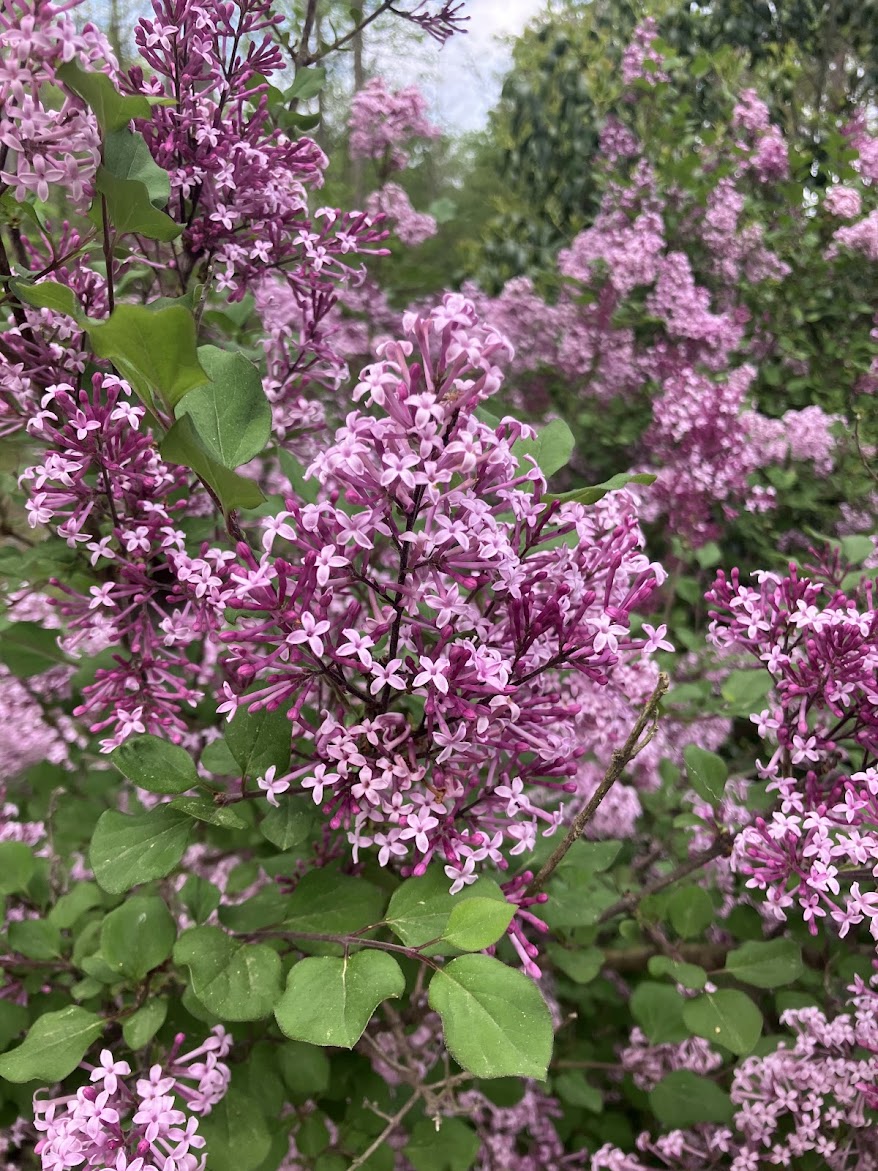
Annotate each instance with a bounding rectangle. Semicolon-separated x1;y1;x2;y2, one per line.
380;0;550;133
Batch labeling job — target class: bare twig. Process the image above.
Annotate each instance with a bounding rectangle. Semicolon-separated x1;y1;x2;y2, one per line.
526;673;670;896
597;833;734;926
345;1093;419;1171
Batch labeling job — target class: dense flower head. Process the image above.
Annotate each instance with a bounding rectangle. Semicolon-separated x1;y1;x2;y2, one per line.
130;0;386;302
621;18;668;89
32;1030;231;1171
593;979;878;1171
20;373;215;750
366;182;438;247
348;77;440;172
707;557;878;940
0;0;112;208
200;295;664;890
830;208;878;262
824;184;863;219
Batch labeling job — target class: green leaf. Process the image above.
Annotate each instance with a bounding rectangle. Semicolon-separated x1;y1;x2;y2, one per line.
180;875;222;924
225;699;292;776
0;842;35;894
546;944;604;984
175;346;271;470
48;882;103;929
93;165;180;241
274;951;404;1048
102;128;170;205
277;1040;331;1098
287;66;327;101
260;802;313;851
173;926;282;1020
668;886;714;939
0;1002;28;1051
111;734;198;794
198;1091;272;1171
513;418;575;478
276;449;319;504
201;737;240;775
649;1070;735;1128
386;868;507;954
0;622;67;677
683;990;763;1055
160;411;265;512
9;278;81;318
0;1007;103;1083
683;744;728;804
558;839;623;874
101;895;176;979
168;796;248;829
88;304;207;410
841;534;875;565
89;807;192;894
720;669;771;716
647;955;707;990
724;939;804;989
57;60;154;132
218;886;289;932
630;982;688;1044
440;897;514;952
553;1071;602;1111
8;919;62;960
544;471;656;506
428;954;553;1079
541;872;616;929
122;998;168;1049
282;869;386;956
405;1118;480;1171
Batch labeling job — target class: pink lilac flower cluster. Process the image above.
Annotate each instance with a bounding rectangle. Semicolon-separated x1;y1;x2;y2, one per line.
592;977;878;1171
706;556;878;939
348;76;440;172
639;366;779;544
459;1084;588;1170
466;56;839;544
830;208;878;262
845;112;878;184
620;18;669;89
730;87;791;182
366;182;437;246
742;404;841;478
1;782;46;847
32;1030;231;1171
19;373;214;750
130;0;386;304
620;1027;723;1092
701;178;790;285
0;224;101;436
180;295;663;905
824;184;863;219
731;89;789;182
0;0;111;208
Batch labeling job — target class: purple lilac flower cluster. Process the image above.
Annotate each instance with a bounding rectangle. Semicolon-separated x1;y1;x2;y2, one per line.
348;76;440;172
33;1029;231;1171
186;295;663;895
0;0;110;207
20;374;211;749
593;977;878;1171
707;557;878;939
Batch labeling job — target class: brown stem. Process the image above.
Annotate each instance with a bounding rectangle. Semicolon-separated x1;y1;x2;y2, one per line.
101;195;115;315
526;673;670;896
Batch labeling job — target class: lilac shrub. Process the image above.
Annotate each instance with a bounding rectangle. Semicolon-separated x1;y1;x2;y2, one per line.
1;0;877;1168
